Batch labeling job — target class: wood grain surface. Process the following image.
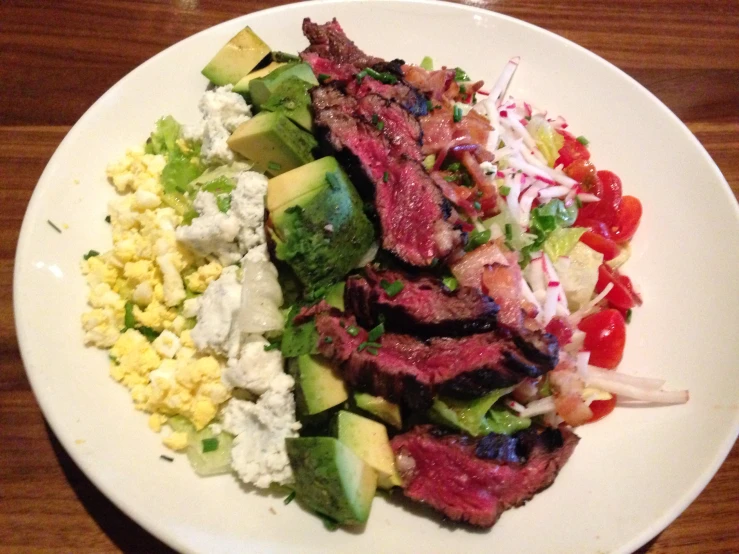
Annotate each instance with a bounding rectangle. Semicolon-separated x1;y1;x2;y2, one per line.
1;1;737;552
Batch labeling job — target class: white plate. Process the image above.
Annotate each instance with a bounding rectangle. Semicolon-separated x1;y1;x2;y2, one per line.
14;1;739;552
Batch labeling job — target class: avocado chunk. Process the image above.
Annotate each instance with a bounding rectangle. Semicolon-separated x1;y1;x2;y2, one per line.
286;437;377;525
261;77;314;132
267;157;375;292
232;61;287;95
335;411;402;490
354;392;402;430
324;281;345;311
292;355;348;417
202;26;271;86
249;62;319;108
227;112;316;176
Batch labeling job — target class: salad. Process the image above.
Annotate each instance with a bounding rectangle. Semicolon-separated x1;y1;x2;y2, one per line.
80;19;688;529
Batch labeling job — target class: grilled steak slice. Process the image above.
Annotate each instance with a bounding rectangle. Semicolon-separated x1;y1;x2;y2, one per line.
345;267;499;337
301;18;383;78
391;425;579;527
312;85;460;266
312;309;558;409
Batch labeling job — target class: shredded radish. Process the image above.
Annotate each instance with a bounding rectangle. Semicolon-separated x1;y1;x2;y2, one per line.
585;376;689;404
577;193;601;203
506;172;522;222
538;185;571;199
570;282;614;323
506;156;578;188
518;182;546;227
584;365;666;390
542;284;559;325
517;396;556;418
520;277;543;314
576;352;591;377
488;57;520;103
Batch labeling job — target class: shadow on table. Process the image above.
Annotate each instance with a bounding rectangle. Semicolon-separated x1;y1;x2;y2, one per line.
48;424;176;553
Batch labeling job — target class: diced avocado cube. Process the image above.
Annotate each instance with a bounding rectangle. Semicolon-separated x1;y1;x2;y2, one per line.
324;282;345;311
267;157;375;292
292;354;348;417
335;411;402;490
285;437;377;525
249;62;318;108
227;112;316;176
261;77;314;132
202;26;272;86
232;61;287;95
354;392;402;429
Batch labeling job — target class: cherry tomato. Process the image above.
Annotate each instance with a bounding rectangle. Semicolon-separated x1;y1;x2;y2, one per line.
595;264;642;311
578;170;623;226
564;159;598;191
576;218;614;239
611;195;642;243
578;309;626;369
580;231;620;261
555;131;590;168
588;395;618;423
545;316;573;346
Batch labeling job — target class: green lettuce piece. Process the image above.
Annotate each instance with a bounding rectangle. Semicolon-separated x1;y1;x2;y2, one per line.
520;199;579;267
484;407;531;435
420;56;434;71
553;241;604;311
527;115;564;167
280;305;319;358
543;227;587;261
483;203;535;251
429;387;513;436
145;116;181;156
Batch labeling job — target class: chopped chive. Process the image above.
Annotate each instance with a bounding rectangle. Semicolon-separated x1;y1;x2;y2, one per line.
201;437;219;453
383;171;389;183
318;73;331;83
465;228;492;252
323;336;334;343
473;201;481;211
443;175;457;182
267;161;282;172
499;185;511;196
505;223;513;241
376;120;385;131
356;67;398;85
346;325;360;337
366;347;379;356
504;240;514;251
447;162;461;171
83;249;100;260
425;100;434;112
575;196;583;209
372;114;379;125
576;135;590;146
453;105;463;123
625;309;633;324
47;220;62;233
284;491;296;505
420;56;433;70
104;215;111;223
454;67;469;82
124;301;136;329
216;194;231;213
459;84;467;95
379;279;404;297
264;340;281;351
357;341;382;353
367;323;385;342
442;276;458;291
137;326;160;342
160;455;174;462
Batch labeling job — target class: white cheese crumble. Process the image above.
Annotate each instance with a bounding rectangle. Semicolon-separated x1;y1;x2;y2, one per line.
223;335;285;396
183;85;251;165
190;266;242;358
223;372;300;488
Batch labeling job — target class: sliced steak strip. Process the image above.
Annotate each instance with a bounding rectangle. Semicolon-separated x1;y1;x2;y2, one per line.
312;309;558;409
311;85;460;266
301;18;382;77
391;425;579;527
345;266;499;337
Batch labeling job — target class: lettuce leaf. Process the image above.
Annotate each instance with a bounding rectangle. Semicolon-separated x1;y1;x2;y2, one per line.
527;115;565;167
484;407;531;435
429;387;513;436
543;227;587;261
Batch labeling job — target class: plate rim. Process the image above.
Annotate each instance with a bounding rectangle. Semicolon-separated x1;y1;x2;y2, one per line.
13;1;739;552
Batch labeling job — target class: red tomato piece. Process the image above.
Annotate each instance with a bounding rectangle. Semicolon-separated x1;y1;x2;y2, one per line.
555;131;590;168
588;395;618;423
580;231;620;261
595;264;642;310
576;217;614;239
545;316;573;346
578;170;623;226
578;309;626;369
611;195;642;243
564;159;598;191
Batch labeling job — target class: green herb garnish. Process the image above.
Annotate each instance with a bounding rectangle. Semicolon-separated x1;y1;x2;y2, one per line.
47;220;62;233
420;56;434;70
465;228;491;252
383;171;389;183
625;309;633;324
267;161;282;172
499;185;511;196
442;276;458;291
380;279;404;297
505;223;513;241
367;323;385;342
454;67;469;81
356;67;398;85
317;73;331;83
83;250;100;260
576;135;590;146
264;340;281;351
453;105;463;123
104;215;111;223
124;301;136;329
346;325;360;337
284;491;296;505
201;437;219;453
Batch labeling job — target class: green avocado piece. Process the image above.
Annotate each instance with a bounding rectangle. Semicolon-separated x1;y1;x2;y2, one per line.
227;112;316;176
291;355;348;417
285;437;377;525
249;62;318;108
354;392;402;429
232;61;287;95
261;77;314;132
335;411;402;490
202;26;271;86
267;157;375;292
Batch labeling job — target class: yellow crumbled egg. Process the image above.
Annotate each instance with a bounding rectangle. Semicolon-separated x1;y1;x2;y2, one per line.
148;413;168;433
110;329;162;388
82;256;121;288
106;145;166;195
163;431;189;451
185;261;223;293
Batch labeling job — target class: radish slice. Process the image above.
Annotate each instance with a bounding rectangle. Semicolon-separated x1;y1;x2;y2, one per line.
584;365;666;390
516;396;556;418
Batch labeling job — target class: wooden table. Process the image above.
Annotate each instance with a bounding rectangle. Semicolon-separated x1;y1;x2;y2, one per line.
1;1;737;552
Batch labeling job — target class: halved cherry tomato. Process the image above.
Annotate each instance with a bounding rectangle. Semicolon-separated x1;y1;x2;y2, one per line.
578;309;626;369
589;395;618;423
580;231;620;261
576;218;614;239
564;159;597;191
545;316;573;346
611;195;642;243
578;170;623;226
595;264;642;310
555;131;590;168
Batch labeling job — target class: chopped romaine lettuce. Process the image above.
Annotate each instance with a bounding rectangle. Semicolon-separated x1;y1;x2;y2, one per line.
484;407;531;435
145;116;181;156
543;227;587;261
520;199;578;266
483;203;535;251
429;387;513;436
554;241;603;311
527;115;564;167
